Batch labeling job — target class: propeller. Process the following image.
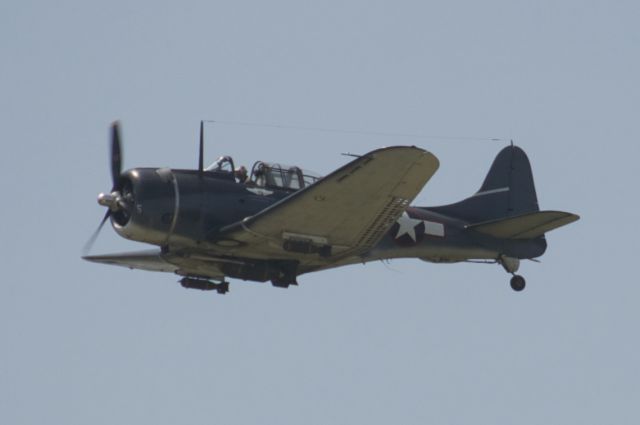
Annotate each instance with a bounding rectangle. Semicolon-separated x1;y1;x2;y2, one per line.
110;121;122;189
82;121;125;255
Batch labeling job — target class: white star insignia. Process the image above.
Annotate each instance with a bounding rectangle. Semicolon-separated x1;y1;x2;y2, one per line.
394;212;423;241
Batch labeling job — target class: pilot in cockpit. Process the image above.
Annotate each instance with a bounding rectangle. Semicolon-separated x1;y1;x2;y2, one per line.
234;165;248;184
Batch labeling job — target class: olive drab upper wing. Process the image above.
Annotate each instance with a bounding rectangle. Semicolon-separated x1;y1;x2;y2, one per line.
209;146;439;261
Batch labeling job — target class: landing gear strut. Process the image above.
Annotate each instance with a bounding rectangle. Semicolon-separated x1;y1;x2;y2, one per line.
499;255;526;292
510;275;526;292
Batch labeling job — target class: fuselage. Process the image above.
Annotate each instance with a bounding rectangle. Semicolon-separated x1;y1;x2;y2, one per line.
86;133;576;293
111;167;546;272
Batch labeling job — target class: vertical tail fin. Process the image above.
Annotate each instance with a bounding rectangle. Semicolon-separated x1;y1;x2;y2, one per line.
429;145;539;223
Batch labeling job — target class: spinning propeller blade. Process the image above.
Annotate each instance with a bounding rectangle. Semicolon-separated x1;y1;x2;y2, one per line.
83;210;111;255
111;121;122;189
83;121;125;254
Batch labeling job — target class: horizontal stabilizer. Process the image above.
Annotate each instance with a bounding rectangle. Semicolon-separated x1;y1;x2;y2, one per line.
466;210;579;239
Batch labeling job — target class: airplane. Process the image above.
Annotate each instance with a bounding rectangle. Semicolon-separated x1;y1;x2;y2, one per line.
83;121;579;294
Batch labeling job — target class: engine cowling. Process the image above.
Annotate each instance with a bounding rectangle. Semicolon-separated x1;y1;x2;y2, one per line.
111;168;177;246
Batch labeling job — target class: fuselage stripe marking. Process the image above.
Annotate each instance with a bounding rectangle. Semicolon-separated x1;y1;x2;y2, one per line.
473;187;510;197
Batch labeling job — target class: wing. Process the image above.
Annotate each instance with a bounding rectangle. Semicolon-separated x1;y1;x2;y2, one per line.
83;249;178;272
82;249;226;279
210;146;439;261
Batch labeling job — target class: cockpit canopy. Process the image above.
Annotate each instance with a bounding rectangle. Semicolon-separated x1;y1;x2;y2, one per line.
205;156;235;173
250;161;320;190
205;156;321;191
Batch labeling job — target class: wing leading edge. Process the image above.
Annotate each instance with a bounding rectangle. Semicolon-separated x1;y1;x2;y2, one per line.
83;249;179;273
466;210;580;239
83;249;228;280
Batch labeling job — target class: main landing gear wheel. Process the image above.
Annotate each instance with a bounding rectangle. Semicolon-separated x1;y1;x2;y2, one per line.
510;275;526;292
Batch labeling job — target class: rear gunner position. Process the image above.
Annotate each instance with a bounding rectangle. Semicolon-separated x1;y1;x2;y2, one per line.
84;121;579;294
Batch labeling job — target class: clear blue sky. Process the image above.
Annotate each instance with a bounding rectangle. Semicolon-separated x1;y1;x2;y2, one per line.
2;1;638;424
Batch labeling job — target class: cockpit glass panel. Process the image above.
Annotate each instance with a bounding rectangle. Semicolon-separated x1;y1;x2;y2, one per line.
302;172;320;187
205;156;235;173
267;163;284;188
285;168;302;190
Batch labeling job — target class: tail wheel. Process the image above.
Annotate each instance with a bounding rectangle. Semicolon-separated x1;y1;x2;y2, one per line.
510;275;526;292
